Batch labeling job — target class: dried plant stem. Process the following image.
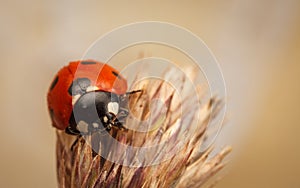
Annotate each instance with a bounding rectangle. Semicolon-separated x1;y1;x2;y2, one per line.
56;69;231;188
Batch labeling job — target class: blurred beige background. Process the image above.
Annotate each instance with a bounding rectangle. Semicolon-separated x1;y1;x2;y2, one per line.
1;1;299;187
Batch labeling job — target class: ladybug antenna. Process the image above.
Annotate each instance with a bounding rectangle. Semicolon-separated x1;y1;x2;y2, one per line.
120;90;142;101
126;89;143;95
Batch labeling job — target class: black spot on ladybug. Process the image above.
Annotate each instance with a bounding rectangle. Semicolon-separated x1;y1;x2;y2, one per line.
112;71;121;79
50;76;59;91
81;61;96;65
68;78;91;96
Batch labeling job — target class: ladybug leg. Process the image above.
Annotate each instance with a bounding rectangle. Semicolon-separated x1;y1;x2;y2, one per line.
65;125;82;151
65;126;80;135
105;112;127;131
115;121;128;131
105;123;112;131
70;136;81;151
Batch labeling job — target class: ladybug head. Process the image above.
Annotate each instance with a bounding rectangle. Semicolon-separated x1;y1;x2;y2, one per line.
67;89;142;135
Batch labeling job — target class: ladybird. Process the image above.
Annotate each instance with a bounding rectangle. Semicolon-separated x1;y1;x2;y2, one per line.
47;60;140;135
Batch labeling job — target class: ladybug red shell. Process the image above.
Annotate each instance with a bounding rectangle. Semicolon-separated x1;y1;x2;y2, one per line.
47;60;131;134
